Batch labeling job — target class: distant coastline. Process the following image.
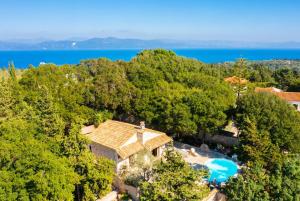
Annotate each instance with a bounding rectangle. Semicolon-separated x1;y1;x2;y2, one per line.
1;37;300;51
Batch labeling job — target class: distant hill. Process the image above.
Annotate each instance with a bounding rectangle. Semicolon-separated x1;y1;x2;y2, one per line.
1;37;300;50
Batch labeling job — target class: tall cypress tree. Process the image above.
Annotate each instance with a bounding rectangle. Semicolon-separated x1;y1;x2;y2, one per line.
8;62;16;81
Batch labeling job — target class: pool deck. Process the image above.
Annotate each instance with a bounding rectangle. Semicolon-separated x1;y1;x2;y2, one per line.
174;141;231;165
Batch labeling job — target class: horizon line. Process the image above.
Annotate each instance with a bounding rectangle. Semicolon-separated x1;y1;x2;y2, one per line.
1;37;300;44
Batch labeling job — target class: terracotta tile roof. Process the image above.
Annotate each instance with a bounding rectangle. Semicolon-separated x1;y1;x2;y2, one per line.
84;120;135;150
82;120;172;159
255;87;283;93
118;142;145;159
144;134;172;151
81;125;96;134
255;87;300;102
274;92;300;102
224;76;248;85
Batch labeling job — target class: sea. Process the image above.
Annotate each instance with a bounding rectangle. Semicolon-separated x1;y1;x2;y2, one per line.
0;49;300;69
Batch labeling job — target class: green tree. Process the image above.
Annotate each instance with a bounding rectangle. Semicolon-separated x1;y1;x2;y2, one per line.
0;119;79;201
238;118;282;167
0;80;14;122
79;58;135;112
61;122;115;201
74;152;115;201
269;157;300;200
273;67;300;91
248;63;274;83
19;64;95;123
224;165;270;201
185;85;234;142
139;149;210;201
8;62;17;81
1;64;116;200
232;59;249;101
226;92;300;201
31;87;65;137
237;92;300;165
224;156;300;201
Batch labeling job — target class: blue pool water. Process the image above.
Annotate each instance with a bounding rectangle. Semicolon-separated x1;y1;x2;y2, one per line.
205;159;238;183
0;49;300;68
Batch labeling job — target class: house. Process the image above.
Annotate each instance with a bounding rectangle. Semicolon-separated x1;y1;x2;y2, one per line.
224;76;248;85
81;120;172;172
255;87;300;111
274;92;300;111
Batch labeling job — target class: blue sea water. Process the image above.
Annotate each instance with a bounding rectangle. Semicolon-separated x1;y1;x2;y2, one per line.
205;159;238;184
0;49;300;68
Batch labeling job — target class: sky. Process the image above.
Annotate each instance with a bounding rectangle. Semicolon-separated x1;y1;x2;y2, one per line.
0;0;300;42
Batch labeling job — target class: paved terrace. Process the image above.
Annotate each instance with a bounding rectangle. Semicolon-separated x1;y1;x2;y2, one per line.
174;141;229;165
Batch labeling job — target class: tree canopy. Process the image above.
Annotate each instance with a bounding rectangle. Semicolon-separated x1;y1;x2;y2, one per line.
0;67;115;200
139;149;210;201
224;92;300;201
236;92;300;166
224;156;300;201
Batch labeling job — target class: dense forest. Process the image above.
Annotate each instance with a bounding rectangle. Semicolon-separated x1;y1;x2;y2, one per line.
0;49;299;200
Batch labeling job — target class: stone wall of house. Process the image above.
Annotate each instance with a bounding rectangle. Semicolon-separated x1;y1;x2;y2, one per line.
158;145;165;157
89;143;132;173
90;143;117;161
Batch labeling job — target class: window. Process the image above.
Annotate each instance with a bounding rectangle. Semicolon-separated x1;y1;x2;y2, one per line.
129;154;135;165
152;148;158;157
89;145;92;151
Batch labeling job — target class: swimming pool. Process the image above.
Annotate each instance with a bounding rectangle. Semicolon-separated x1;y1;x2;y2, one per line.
205;159;238;183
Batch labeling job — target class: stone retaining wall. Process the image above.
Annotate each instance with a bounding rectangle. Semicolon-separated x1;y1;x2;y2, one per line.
205;134;238;147
97;191;118;201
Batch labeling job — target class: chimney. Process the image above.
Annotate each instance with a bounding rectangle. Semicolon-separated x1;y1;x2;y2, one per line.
140;121;145;130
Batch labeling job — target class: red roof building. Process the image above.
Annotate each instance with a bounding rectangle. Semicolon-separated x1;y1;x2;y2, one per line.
255;87;300;111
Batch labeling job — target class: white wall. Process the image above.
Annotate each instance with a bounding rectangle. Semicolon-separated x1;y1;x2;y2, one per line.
121;134;138;147
142;132;160;143
90;143;132;173
158;145;166;157
117;158;130;172
289;101;300;111
121;131;161;147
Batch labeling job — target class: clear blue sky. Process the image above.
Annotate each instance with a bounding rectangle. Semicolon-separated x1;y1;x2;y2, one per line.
1;0;300;42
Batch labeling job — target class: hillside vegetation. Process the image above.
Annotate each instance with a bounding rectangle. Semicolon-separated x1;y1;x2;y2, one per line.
0;49;299;200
